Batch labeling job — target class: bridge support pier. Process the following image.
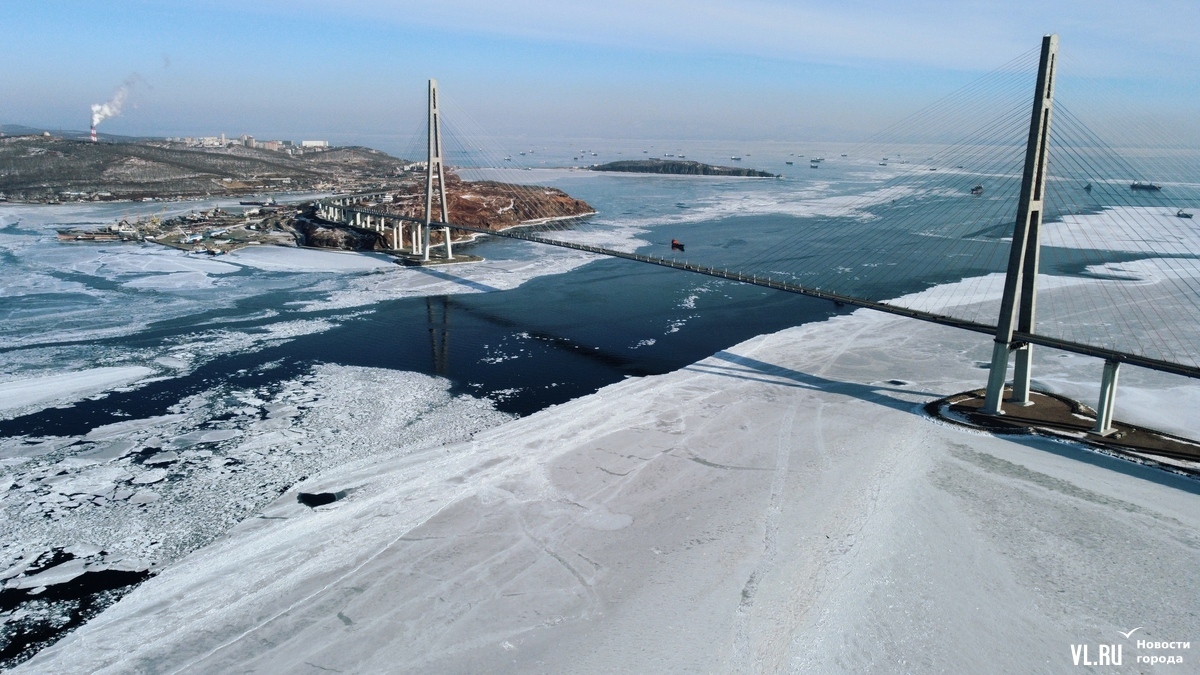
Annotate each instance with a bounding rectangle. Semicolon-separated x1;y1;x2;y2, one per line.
1092;360;1121;436
1011;344;1034;405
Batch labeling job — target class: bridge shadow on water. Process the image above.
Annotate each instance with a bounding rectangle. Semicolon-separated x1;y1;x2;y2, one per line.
410;264;502;293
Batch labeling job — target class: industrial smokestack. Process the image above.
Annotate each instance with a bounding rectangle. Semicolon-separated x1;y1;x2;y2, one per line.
90;74;141;138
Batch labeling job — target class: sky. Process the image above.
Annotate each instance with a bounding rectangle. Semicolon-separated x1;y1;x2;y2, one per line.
3;0;1199;153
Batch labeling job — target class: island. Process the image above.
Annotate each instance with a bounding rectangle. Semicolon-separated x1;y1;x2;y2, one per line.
590;158;776;177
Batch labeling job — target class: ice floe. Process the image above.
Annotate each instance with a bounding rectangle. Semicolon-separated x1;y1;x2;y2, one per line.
226;246;396;272
0;367;155;420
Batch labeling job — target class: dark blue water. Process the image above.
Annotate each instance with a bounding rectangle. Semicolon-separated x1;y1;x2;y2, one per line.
0;242;843;436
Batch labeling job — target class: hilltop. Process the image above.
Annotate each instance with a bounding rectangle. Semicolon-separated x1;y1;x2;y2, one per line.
0;135;407;202
590;158;776;177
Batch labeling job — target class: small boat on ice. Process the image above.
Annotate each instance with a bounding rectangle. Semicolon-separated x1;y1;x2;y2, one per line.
970;184;984;195
1178;209;1194;219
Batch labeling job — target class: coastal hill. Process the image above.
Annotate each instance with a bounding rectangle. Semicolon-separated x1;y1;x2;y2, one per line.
590;158;776;178
375;173;594;231
0;135;407;202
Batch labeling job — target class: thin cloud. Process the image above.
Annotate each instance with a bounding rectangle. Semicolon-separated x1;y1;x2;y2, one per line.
208;0;1198;76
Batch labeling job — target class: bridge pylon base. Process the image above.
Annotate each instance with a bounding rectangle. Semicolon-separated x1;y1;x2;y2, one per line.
927;388;1200;470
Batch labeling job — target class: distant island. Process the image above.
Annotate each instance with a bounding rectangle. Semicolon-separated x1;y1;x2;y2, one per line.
590;159;776;178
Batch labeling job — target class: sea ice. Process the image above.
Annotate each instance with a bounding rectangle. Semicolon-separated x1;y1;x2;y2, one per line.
226;246;395;272
130;469;168;485
120;271;217;290
1044;205;1200;256
7;559;89;590
43;467;132;497
0;367;154;420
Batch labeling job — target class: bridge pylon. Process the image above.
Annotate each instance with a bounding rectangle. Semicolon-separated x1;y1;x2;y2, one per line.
982;34;1058;416
423;78;452;261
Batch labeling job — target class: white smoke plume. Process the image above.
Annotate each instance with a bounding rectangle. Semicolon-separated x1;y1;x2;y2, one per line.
90;75;141;128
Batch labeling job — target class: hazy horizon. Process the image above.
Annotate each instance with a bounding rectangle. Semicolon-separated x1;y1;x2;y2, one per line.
5;1;1199;150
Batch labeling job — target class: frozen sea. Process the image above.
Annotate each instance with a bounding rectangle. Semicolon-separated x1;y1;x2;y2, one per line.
1;140;1198;670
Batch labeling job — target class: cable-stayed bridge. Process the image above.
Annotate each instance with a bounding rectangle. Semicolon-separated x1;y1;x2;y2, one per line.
315;35;1199;451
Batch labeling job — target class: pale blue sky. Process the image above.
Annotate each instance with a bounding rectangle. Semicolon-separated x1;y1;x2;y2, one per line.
3;0;1198;151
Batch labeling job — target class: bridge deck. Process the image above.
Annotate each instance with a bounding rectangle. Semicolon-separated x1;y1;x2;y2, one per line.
436;220;1200;381
314;199;1200;381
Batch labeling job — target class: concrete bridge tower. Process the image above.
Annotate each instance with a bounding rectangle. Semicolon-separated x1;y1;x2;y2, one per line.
983;34;1058;416
424;79;453;261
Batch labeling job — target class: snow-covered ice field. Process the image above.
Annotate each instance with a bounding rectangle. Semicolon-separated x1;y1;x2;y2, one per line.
15;295;1198;673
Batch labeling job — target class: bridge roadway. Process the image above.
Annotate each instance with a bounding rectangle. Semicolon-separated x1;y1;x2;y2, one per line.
317;199;1200;381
